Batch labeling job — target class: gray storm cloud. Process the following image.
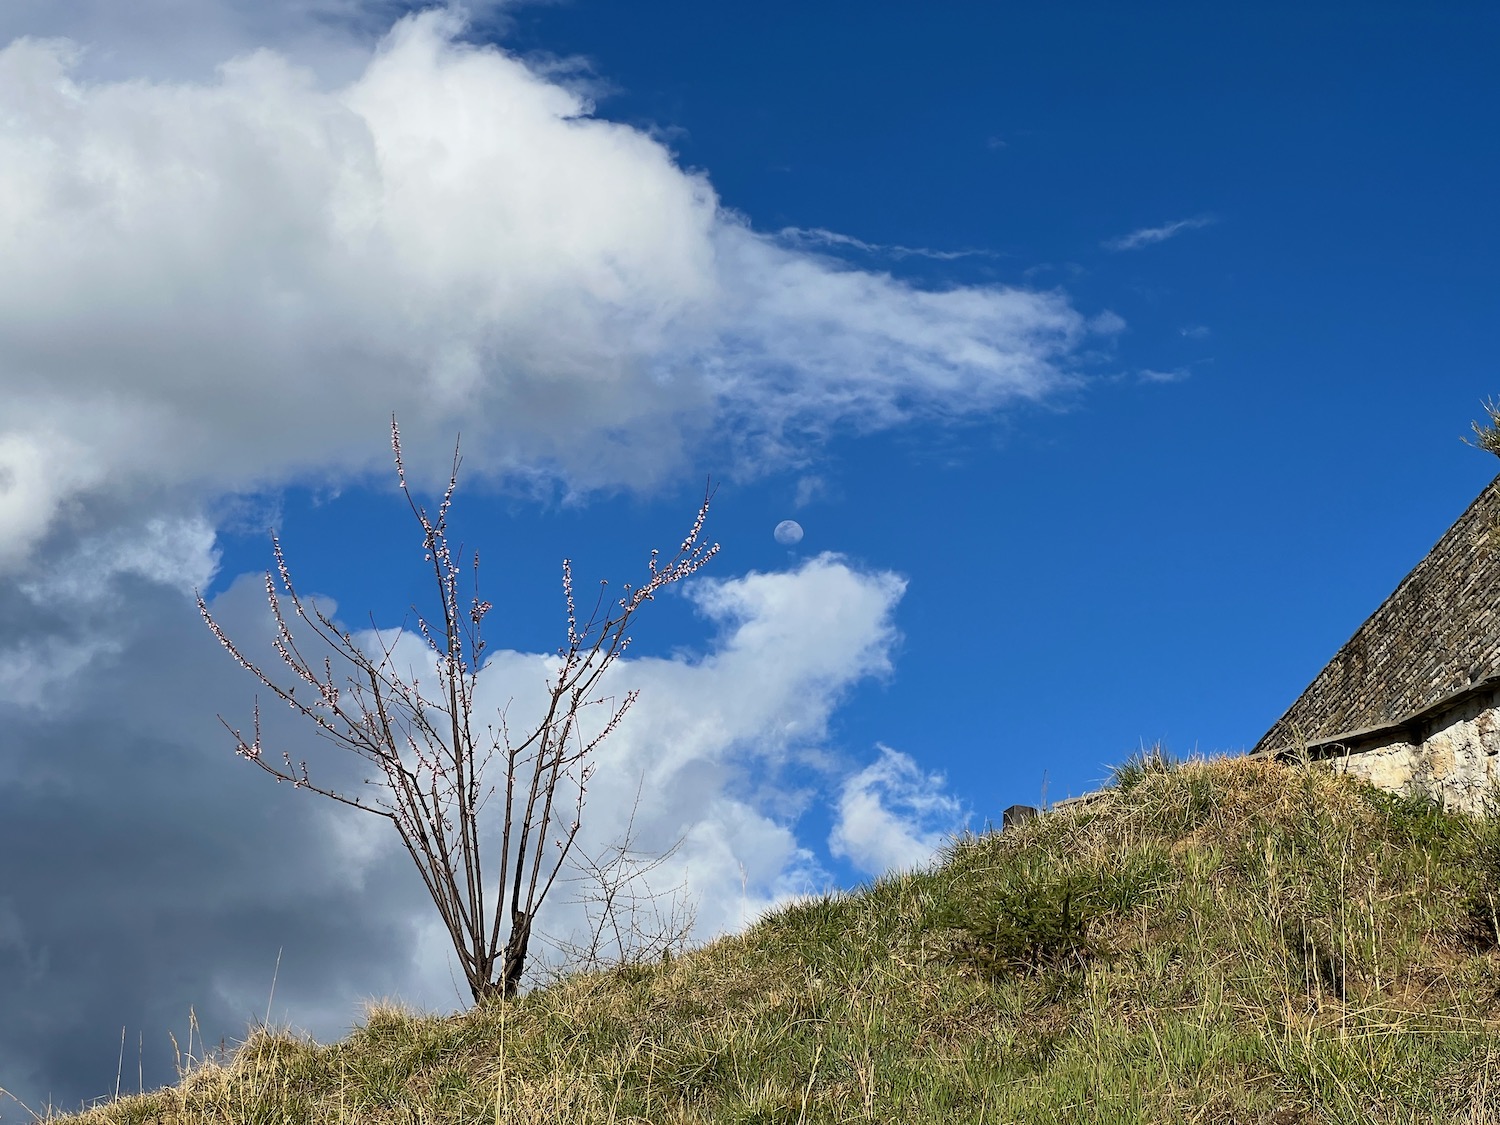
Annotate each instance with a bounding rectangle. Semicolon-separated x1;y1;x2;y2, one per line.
0;7;1107;577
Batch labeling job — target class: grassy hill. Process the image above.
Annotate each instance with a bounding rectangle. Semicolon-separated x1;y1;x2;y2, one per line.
27;752;1500;1124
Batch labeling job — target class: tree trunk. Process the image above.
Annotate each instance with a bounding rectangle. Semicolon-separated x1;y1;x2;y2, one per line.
499;910;532;999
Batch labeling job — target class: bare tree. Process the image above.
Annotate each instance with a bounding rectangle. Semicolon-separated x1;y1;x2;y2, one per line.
198;418;717;1002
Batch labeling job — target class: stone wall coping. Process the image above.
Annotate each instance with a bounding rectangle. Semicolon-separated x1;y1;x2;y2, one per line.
1266;673;1500;759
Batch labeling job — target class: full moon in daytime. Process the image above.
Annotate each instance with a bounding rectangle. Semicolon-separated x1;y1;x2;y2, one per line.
774;520;804;545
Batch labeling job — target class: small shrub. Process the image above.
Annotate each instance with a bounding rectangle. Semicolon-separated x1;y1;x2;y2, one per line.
937;866;1099;977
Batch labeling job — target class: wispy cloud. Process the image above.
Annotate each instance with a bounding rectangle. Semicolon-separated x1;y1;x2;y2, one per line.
1103;215;1216;252
777;226;996;262
793;475;831;509
1023;261;1087;282
1139;367;1192;385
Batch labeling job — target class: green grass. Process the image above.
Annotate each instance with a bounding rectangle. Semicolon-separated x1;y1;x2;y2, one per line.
22;752;1500;1123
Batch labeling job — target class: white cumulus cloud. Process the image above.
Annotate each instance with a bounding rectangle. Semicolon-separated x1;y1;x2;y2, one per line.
0;8;1108;575
829;744;967;876
453;552;910;946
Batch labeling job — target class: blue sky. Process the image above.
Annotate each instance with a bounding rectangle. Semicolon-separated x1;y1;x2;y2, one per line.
2;1;1498;1115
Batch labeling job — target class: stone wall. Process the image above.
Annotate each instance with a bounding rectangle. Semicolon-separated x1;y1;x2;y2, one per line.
1256;475;1500;755
1310;683;1500;816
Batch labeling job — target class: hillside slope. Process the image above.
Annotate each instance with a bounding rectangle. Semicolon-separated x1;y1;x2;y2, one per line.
27;753;1500;1124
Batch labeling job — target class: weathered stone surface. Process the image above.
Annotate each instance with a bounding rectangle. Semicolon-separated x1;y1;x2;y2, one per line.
1318;683;1500;815
1324;740;1417;795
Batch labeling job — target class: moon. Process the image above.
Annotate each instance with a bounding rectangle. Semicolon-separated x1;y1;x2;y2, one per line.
774;519;804;545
